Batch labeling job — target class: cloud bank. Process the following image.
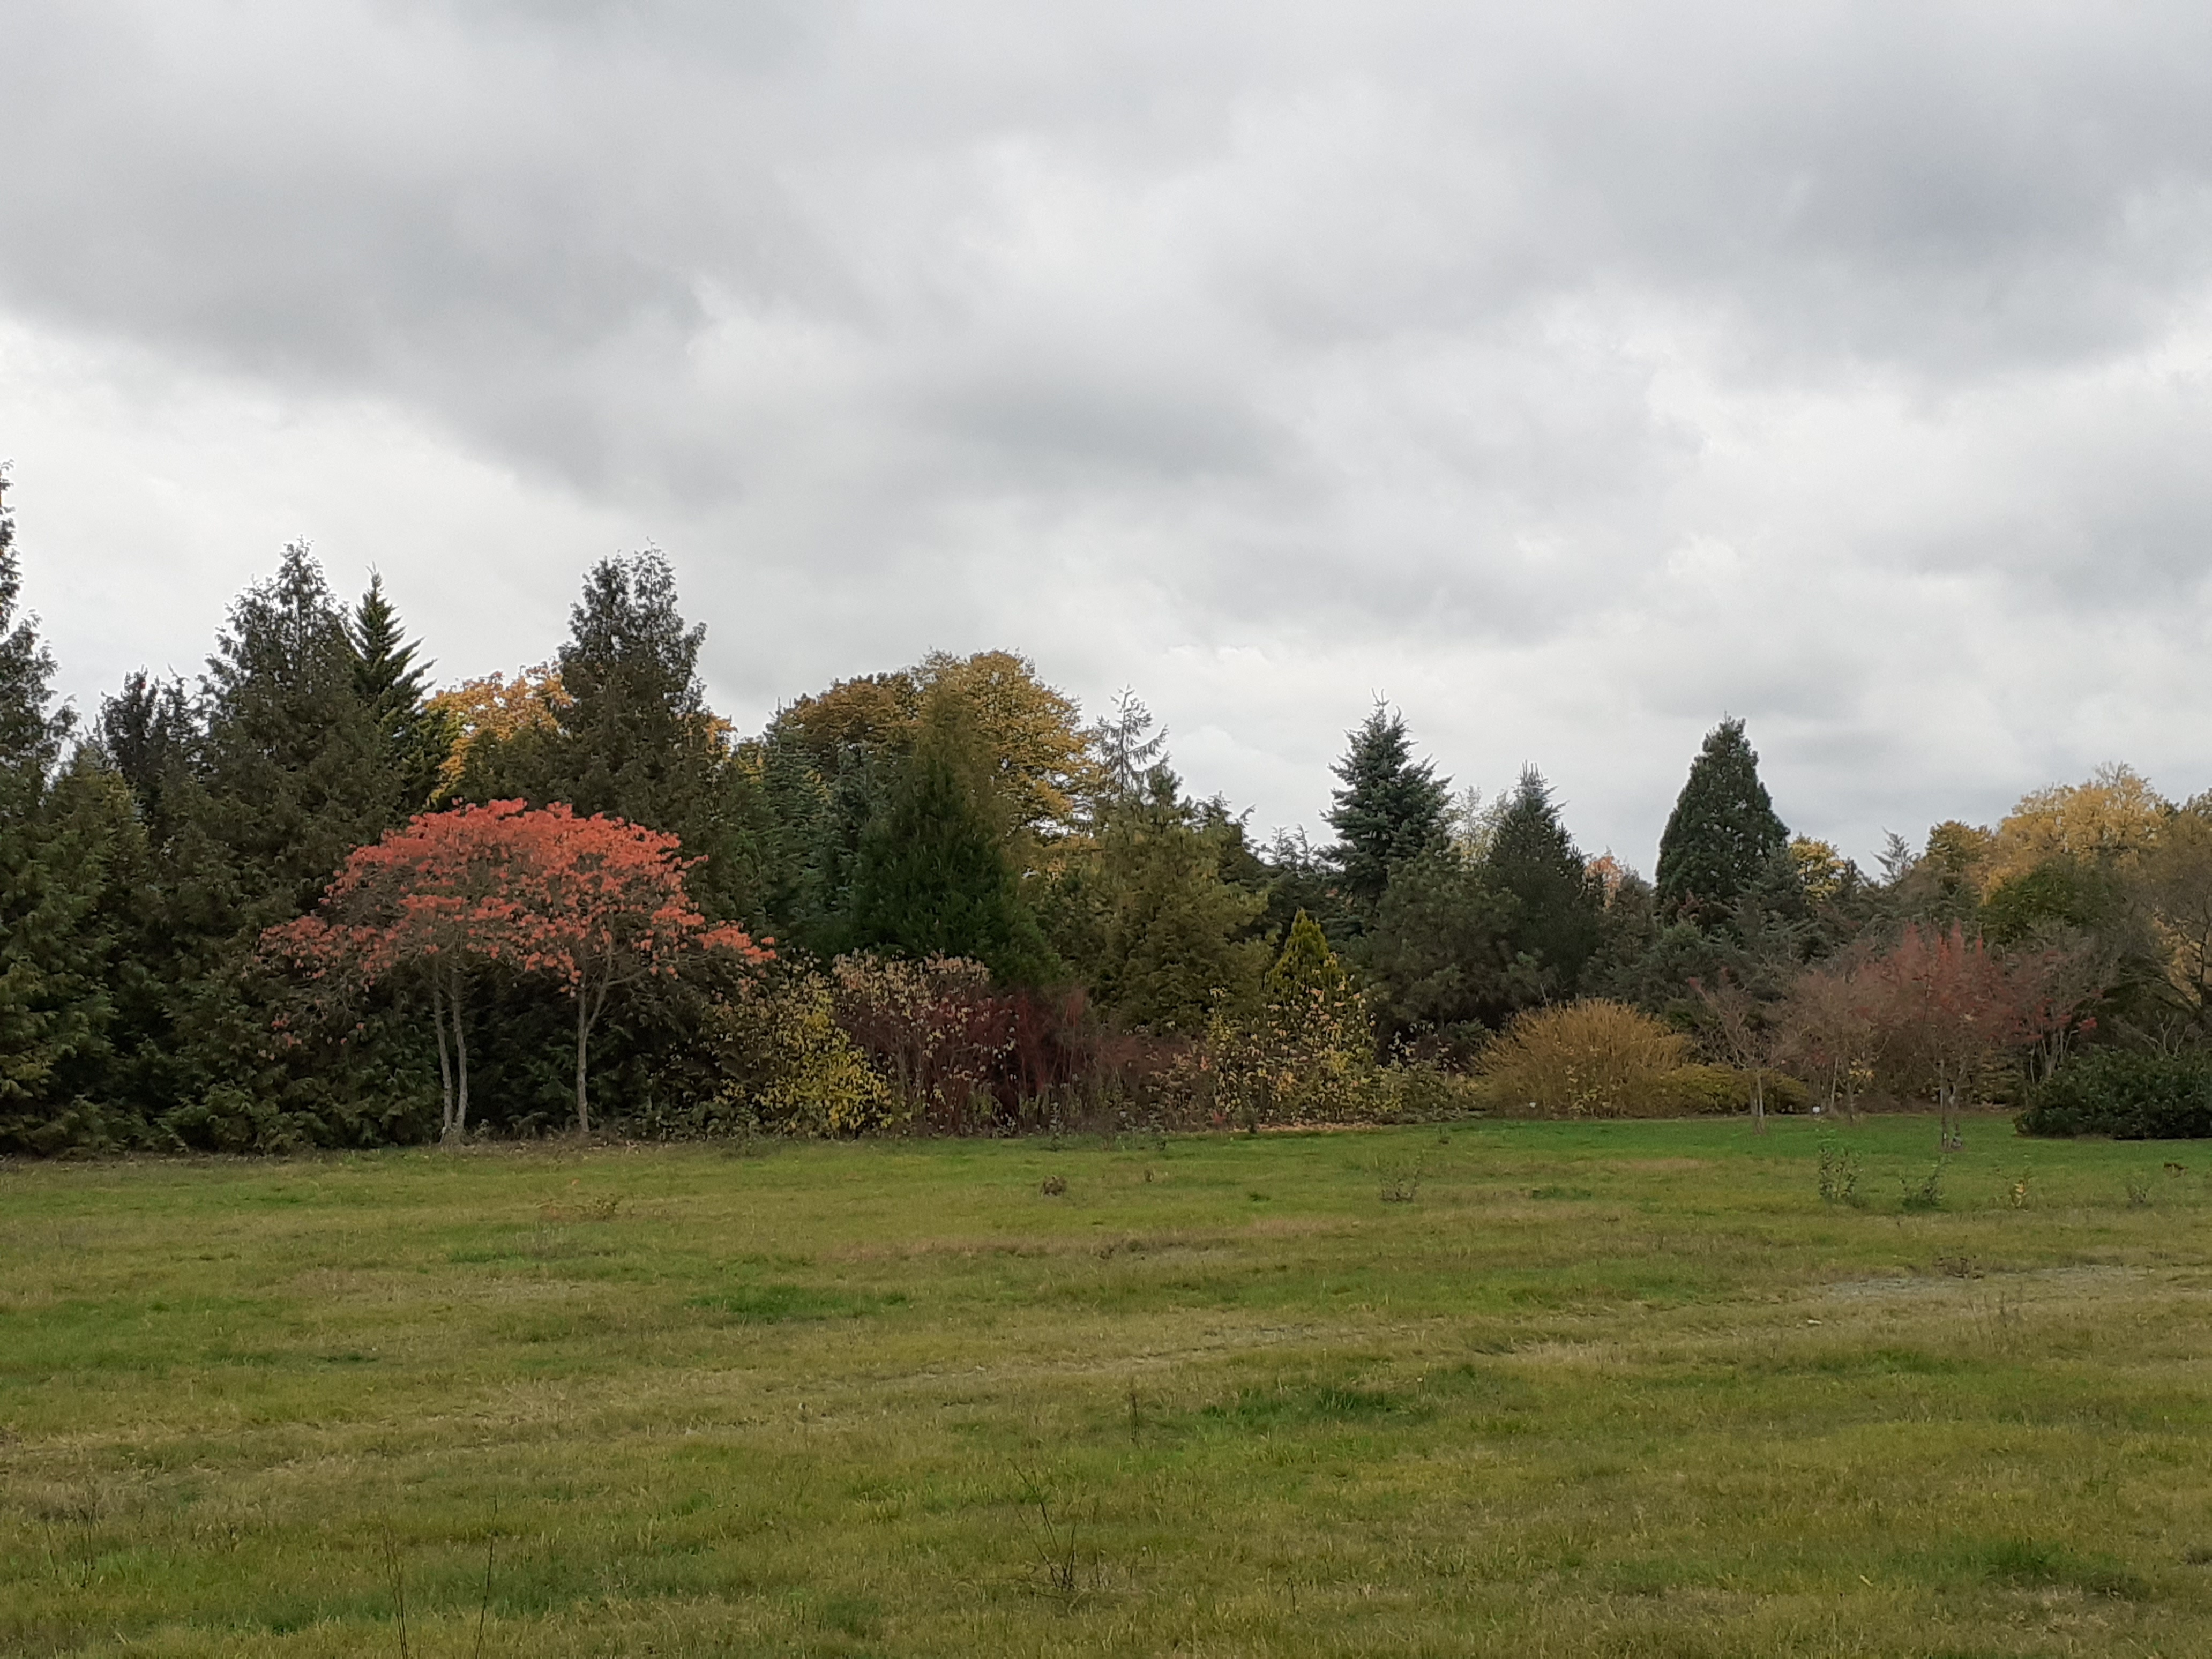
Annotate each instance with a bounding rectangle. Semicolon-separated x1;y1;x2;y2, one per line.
6;1;2212;863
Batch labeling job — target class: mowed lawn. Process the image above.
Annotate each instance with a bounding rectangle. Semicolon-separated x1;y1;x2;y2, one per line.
5;1117;2212;1656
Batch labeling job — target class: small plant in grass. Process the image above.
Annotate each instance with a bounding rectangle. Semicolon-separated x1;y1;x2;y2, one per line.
2007;1170;2031;1209
2126;1174;2153;1209
1040;1174;1067;1197
1900;1161;1946;1213
1011;1463;1096;1604
1815;1132;1861;1207
1377;1157;1425;1204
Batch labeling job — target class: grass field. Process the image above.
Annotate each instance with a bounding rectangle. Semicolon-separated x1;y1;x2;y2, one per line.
5;1114;2212;1656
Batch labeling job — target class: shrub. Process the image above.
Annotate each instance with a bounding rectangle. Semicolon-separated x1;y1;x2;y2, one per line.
2020;1049;2212;1139
1477;1001;1691;1118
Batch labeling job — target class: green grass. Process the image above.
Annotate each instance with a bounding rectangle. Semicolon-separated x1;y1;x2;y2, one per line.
5;1112;2212;1655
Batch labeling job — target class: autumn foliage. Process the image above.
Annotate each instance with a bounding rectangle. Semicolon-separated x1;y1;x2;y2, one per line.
265;801;766;1136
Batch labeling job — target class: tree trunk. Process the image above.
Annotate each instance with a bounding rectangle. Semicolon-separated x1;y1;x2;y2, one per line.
449;965;470;1140
431;973;455;1140
574;987;592;1137
1751;1068;1767;1134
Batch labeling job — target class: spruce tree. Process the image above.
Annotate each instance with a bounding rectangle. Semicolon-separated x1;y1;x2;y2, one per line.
1360;845;1514;1049
350;573;444;809
1324;705;1448;906
1655;718;1790;924
1482;766;1602;999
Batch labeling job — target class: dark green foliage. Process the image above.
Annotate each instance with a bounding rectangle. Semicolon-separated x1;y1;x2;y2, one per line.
846;711;1055;985
1325;705;1448;907
349;573;446;809
2019;1049;2212;1139
1983;857;2127;948
464;551;762;924
0;478;139;1149
1045;770;1268;1033
1358;846;1514;1055
1482;766;1602;999
1656;719;1789;924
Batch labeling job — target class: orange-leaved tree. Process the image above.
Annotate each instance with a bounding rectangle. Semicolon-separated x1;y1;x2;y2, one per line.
266;801;766;1139
497;803;766;1133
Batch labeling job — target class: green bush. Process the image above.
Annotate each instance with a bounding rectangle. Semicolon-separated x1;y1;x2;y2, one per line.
1636;1065;1809;1118
2019;1050;2212;1139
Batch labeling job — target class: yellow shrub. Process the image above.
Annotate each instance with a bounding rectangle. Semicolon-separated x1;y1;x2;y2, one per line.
1477;1000;1691;1119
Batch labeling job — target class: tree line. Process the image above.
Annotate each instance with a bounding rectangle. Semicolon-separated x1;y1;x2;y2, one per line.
0;472;2203;1152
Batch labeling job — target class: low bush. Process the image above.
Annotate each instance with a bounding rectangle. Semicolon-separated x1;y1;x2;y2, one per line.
1478;1001;1690;1118
2019;1049;2212;1139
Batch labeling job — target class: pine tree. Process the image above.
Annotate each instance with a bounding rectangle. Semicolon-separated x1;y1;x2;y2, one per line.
1359;845;1514;1050
1482;766;1602;999
1655;718;1790;924
1325;705;1448;906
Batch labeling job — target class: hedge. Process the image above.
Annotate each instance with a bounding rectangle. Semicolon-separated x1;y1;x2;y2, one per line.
2018;1049;2212;1139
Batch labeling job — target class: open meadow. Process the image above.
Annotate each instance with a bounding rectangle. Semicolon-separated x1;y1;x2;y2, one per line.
6;1116;2212;1657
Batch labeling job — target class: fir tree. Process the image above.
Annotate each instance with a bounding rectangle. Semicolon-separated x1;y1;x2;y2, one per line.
1482;766;1602;999
1655;719;1790;924
1325;704;1448;906
349;573;444;809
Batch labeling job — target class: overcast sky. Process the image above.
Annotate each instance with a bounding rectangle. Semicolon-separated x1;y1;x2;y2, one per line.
6;2;2212;868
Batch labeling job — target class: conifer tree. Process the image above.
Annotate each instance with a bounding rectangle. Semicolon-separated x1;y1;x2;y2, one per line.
0;474;128;1146
1267;909;1347;1000
350;573;444;809
845;706;1055;984
476;551;759;922
1051;769;1268;1032
1483;766;1603;998
1655;718;1790;924
1325;704;1448;906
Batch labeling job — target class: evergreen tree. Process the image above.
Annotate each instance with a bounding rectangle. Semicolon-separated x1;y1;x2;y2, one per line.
1325;704;1448;907
1655;718;1790;924
1359;845;1515;1053
0;474;132;1147
1267;909;1347;1000
1048;769;1268;1033
475;551;759;922
1087;686;1169;805
1482;766;1602;999
195;544;408;921
845;707;1055;984
350;573;444;808
101;671;195;840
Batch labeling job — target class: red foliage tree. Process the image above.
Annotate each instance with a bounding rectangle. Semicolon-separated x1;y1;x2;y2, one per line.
266;801;766;1138
496;803;766;1132
1862;924;2054;1152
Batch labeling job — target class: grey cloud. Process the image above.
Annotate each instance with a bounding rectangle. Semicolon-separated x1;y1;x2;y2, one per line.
11;1;2212;865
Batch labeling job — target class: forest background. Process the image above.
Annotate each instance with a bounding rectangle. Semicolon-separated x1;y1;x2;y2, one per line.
3;472;2206;1155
